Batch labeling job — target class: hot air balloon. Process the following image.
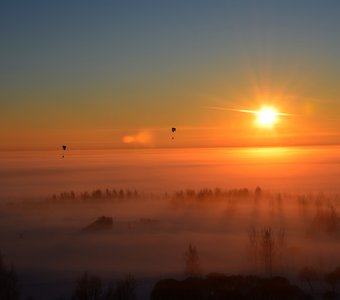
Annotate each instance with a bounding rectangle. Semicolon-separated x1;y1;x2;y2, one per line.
171;128;176;140
62;145;67;158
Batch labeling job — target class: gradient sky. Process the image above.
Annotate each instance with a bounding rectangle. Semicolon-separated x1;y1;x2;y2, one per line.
1;0;340;149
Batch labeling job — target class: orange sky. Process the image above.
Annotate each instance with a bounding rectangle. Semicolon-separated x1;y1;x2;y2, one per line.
1;1;340;150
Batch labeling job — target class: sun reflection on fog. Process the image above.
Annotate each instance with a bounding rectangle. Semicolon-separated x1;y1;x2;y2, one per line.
241;147;295;158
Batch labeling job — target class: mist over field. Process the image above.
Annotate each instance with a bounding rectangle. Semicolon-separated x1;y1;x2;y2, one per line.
1;147;340;299
1;147;340;201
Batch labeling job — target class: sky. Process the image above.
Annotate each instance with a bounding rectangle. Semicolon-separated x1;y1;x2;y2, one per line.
1;0;340;150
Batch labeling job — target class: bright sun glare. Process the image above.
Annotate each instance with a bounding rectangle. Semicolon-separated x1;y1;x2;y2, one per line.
257;107;278;126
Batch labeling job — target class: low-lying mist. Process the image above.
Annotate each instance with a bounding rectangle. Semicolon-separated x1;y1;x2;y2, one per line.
1;187;340;299
2;147;340;298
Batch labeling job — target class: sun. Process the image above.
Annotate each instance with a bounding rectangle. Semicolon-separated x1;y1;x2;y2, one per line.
257;107;278;126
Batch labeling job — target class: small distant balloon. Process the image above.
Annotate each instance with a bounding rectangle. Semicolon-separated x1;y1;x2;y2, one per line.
61;145;67;158
171;127;176;140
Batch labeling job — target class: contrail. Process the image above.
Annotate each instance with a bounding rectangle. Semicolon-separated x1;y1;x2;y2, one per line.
203;106;295;116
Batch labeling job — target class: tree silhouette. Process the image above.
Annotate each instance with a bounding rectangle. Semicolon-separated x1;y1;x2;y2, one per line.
276;227;286;272
255;186;262;199
151;273;311;300
260;227;275;277
249;227;277;276
184;244;201;277
103;274;136;300
299;266;318;293
0;251;20;300
325;266;340;290
71;272;102;300
248;226;260;272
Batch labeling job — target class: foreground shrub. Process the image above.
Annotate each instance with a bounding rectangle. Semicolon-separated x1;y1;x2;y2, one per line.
151;273;312;300
0;252;20;300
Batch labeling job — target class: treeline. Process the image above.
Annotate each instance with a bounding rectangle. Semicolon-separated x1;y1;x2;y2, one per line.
71;272;136;300
0;250;137;300
173;187;254;200
50;188;140;203
3;243;340;299
151;274;312;300
50;186;259;203
152;243;340;300
170;187;263;211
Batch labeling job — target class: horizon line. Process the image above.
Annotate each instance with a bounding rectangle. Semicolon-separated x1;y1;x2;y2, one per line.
1;142;340;152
